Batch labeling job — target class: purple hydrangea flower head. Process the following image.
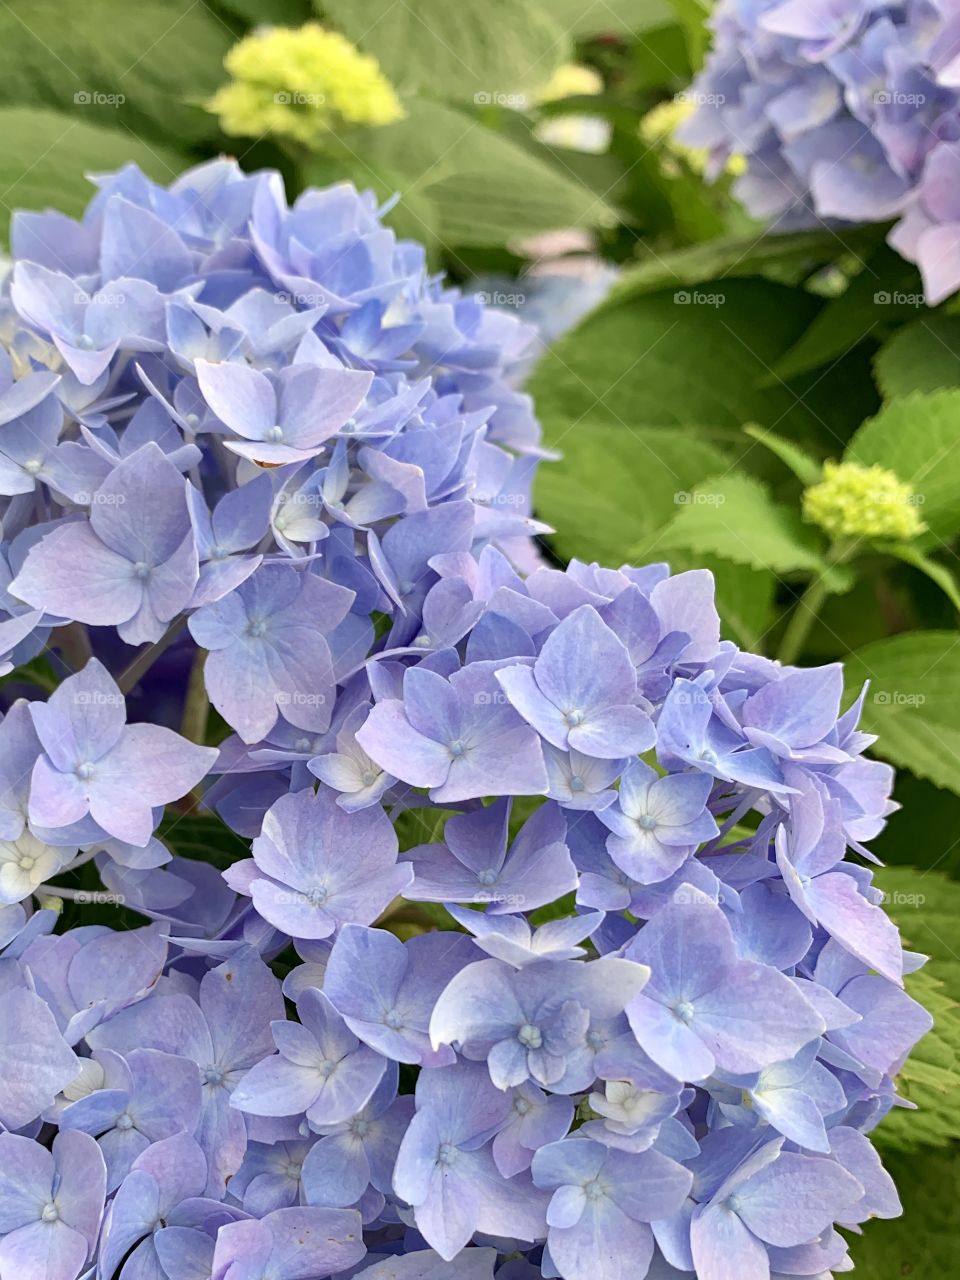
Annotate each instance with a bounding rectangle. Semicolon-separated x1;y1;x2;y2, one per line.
189;565;354;744
597;761;718;884
624;886;825;1081
496;605;656;760
323;925;477;1067
210;1205;365;1279
430;954;650;1091
357;663;550;802
0;154;934;1280
0;1130;105;1280
680;0;960;301
26;659;215;846
11;443;199;645
231;987;387;1126
224;786;411;939
393;1060;549;1259
404;798;577;913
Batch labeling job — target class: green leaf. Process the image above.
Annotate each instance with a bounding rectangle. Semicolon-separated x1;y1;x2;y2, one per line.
157;811;251;870
743;424;822;486
845;390;960;544
535;419;731;566
660;0;712;68
844;1146;960;1277
880;543;960;615
0;0;233;145
770;245;924;382
606;229;877;305
219;0;310;21
540;0;674;37
0;107;186;243
874;313;960;400
843;631;960;795
318;0;569;101
870;867;960;1153
646;473;828;576
360;98;613;246
527;280;824;446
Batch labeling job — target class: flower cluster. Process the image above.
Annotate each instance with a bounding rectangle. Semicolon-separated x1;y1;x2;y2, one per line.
679;0;960;303
0;158;930;1280
207;23;406;145
803;459;926;542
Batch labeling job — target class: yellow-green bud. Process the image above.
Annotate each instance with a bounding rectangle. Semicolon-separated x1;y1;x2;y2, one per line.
802;460;925;542
208;23;405;146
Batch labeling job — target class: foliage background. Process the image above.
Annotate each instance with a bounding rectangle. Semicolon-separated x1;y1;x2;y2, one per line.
1;0;958;1272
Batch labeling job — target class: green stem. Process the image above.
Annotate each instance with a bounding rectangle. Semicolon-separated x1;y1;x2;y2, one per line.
181;647;209;745
777;574;830;666
117;616;188;695
777;540;855;665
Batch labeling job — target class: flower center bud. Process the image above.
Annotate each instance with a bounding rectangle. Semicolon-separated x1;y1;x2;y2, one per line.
517;1022;543;1049
802;460;925;543
41;1203;60;1223
267;425;284;442
75;762;95;781
635;814;658;830
673;1001;695;1024
116;1112;134;1131
437;1141;458;1166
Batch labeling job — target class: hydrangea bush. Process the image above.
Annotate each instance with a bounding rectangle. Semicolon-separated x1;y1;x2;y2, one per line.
680;0;960;302
0;159;933;1280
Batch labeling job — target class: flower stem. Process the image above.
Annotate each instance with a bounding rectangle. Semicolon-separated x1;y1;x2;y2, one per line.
777;574;830;666
181;647;209;744
116;616;188;694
